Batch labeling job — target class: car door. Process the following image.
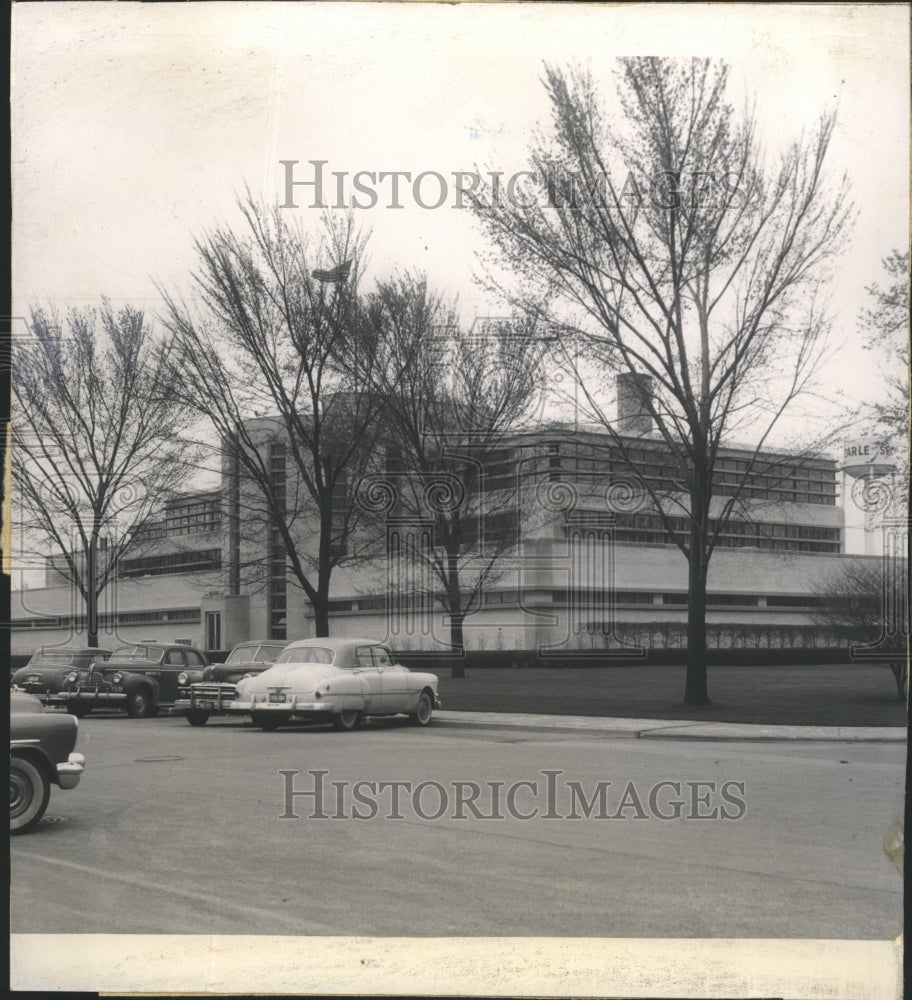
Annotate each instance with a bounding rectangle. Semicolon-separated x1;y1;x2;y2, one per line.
158;648;187;703
373;646;411;712
354;645;385;714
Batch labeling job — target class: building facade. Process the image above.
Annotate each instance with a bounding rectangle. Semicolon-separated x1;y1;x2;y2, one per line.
13;403;897;658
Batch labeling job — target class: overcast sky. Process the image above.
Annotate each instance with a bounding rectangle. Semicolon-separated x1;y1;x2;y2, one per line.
11;2;909;454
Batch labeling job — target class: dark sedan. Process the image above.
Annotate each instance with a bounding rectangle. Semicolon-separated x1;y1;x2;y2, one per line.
174;639;290;725
48;642;211;718
11;647;112;712
10;691;86;833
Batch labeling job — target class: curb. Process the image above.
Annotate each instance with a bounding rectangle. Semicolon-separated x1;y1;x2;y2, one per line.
433;712;908;743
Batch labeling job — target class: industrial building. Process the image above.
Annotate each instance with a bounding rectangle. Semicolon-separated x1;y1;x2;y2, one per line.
10;376;891;656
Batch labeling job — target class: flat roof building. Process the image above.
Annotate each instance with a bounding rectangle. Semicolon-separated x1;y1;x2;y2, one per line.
12;410;878;657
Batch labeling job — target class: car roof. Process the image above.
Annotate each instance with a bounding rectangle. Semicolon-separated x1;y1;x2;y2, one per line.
113;642;207;653
282;637;389;652
35;646;111;654
232;639;291;649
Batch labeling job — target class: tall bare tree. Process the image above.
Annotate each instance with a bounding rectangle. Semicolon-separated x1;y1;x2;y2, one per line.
160;198;380;637
474;57;854;704
13;302;196;646
355;274;546;675
859;249;909;454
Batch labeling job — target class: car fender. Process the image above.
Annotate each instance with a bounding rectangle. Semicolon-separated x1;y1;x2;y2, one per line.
121;672;161;705
10;743;55;787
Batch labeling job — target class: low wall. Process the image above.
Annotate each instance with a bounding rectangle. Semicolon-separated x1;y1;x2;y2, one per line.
12;646;900;675
396;647;898;670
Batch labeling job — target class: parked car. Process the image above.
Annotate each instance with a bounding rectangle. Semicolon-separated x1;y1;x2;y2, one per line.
230;637;441;731
10;691;86;834
47;641;211;718
11;647;113;712
174;639;291;726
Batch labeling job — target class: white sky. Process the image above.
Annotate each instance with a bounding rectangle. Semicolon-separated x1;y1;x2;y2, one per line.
10;2;910;459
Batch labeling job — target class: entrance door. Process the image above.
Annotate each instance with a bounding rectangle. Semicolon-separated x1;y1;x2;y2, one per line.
205;612;221;652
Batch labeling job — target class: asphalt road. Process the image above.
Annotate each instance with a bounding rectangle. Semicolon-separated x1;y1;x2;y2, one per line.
10;712;905;939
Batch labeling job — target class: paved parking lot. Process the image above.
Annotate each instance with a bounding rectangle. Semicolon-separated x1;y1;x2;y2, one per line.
11;711;905;941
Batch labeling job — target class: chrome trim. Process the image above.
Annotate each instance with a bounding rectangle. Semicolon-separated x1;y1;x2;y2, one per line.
56;752;86;790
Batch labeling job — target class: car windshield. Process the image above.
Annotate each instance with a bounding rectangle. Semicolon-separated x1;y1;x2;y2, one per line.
226;643;287;664
275;646;336;665
112;645;164;662
27;650;78;665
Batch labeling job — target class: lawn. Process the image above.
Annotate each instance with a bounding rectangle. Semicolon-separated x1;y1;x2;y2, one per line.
429;662;908;727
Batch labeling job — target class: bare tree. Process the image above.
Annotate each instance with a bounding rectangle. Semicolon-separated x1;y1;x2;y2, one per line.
859;249;909;454
354;273;546;676
13;302;197;647
473;57;854;704
814;558;908;701
160;197;381;637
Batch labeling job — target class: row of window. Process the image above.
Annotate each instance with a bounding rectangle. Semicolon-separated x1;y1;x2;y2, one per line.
136;517;222;540
475;441;837;505
320;590;831;613
119;549;222;578
565;513;841;552
12;608;202;629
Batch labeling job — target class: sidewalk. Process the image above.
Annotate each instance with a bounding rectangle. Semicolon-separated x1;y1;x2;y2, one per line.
434;709;908;742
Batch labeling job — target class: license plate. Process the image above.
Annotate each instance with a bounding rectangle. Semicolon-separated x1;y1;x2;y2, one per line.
196;700;214;711
268;693;286;703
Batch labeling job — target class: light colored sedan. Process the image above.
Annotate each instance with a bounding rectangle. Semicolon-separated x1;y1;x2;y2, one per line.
231;637;441;732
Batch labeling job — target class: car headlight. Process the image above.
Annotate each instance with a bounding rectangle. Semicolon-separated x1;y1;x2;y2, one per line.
177;672;189;686
67;671;78;683
111;672;123;684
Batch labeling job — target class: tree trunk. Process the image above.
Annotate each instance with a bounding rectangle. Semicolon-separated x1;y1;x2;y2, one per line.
314;508;332;637
684;542;710;706
447;550;466;678
449;612;466;679
313;599;330;638
86;537;99;648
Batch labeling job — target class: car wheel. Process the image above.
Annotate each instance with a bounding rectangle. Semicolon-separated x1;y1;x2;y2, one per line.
252;711;287;732
10;755;51;834
331;708;361;731
409;691;434;727
126;687;152;719
186;710;211;727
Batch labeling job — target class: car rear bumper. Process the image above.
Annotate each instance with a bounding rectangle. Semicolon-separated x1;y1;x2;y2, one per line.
56;752;85;790
232;699;334;716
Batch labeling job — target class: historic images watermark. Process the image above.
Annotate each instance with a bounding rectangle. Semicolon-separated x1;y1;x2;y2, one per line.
278;768;747;821
279;160;745;212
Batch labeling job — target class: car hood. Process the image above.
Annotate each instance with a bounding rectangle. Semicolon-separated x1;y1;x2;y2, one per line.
96;659;162;674
241;662;341;691
10;690;48;713
12;665;73;684
205;661;274;682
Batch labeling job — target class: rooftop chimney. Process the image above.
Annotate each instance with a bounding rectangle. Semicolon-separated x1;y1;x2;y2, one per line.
616;372;654;436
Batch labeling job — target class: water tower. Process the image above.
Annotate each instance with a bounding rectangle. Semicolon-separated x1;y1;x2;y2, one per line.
840;437;897;555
